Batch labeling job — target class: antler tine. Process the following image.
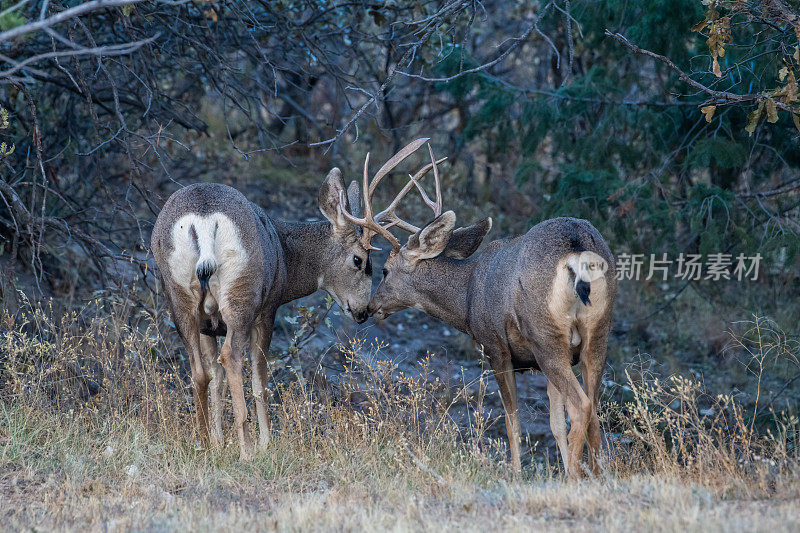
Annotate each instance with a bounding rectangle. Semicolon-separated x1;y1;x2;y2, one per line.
382;218;421;233
364;138;434;251
365;220;402;251
339;138;438;252
373;155;447;234
368;137;429;199
405;144;443;218
338;186;394;252
337;150;405;252
362;152;373;219
429;144;442;217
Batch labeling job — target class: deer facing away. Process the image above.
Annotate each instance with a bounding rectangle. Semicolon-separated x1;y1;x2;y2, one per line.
151;139;435;460
364;151;617;477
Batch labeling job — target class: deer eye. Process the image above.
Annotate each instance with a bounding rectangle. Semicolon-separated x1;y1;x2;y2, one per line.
353;255;363;269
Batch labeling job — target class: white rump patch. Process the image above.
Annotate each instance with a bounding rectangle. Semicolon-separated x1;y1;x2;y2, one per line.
566;251;608;286
548;253;609;345
167;213;247;309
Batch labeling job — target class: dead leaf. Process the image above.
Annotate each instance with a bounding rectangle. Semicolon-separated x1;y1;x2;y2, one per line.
712;57;722;77
745;101;765;136
794;24;800;62
788;71;799;102
765;98;779;123
701;105;717;122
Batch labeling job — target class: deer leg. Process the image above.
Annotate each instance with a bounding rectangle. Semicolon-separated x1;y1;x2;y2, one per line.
219;322;253;461
199;333;224;448
250;318;274;450
539;348;592;479
547;379;569;474
489;351;521;472
581;330;609;476
174;312;212;446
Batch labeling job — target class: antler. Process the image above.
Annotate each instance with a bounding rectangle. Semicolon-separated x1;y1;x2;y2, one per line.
339;138;440;251
373;150;446;234
373;144;445;235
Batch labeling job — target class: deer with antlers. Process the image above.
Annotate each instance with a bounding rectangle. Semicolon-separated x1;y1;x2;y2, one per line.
363;146;617;477
151;139;435;460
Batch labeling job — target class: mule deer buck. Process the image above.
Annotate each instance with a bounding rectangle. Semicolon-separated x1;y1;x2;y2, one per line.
151;139;436;460
364;147;617;477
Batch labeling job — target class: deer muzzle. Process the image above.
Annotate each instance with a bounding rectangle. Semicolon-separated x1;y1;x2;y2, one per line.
354;307;369;324
347;302;369;324
366;303;386;320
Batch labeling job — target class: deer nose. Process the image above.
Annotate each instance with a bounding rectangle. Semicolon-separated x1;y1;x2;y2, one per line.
354;308;369;324
366;304;384;320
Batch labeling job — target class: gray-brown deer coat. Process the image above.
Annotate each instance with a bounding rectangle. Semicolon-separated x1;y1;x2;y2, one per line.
151;172;372;460
369;212;616;477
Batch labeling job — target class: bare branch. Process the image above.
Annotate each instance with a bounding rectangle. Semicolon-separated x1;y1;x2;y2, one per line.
738;177;800;199
0;36;157;81
310;0;467;149
0;0;29;20
398;2;555;83
0;0;162;42
605;30;795;113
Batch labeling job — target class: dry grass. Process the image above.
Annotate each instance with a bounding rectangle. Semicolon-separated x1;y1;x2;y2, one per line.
1;294;798;531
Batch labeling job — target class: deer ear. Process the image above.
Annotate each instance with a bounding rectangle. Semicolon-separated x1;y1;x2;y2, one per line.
443;217;492;259
318;168;349;233
346;180;362;219
403;211;456;264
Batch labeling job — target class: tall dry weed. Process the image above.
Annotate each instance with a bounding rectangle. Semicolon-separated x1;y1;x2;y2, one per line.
0;295;797;495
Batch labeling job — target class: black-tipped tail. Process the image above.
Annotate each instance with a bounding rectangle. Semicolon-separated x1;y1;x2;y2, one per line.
196;260;217;293
576;279;591;306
